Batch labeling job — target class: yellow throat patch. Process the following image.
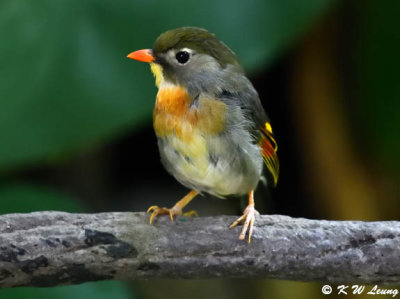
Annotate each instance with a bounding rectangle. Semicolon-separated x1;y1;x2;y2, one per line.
150;63;164;87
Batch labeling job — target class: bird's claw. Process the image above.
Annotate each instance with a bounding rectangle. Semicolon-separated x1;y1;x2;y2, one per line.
147;206;177;223
147;205;197;224
229;204;259;243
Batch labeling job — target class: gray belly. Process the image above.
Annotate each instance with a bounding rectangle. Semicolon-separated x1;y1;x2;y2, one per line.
157;130;263;197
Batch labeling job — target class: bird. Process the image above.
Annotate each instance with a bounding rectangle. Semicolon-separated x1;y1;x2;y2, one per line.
127;27;278;242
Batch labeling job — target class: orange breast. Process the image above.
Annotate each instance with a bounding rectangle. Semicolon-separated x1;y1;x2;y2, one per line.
153;86;226;142
154;86;190;117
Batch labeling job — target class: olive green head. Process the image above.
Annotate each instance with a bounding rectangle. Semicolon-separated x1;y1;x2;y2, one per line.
153;27;239;68
148;27;243;92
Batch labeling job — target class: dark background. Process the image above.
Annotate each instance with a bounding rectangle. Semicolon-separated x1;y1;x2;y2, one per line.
1;0;399;298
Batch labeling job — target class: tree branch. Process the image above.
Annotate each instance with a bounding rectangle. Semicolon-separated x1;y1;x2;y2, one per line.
0;211;399;287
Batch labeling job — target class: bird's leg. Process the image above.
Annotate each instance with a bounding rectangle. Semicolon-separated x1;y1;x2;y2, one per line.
147;189;198;224
229;190;259;243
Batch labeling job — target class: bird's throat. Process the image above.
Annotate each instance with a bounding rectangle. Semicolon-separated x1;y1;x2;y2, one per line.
150;63;164;87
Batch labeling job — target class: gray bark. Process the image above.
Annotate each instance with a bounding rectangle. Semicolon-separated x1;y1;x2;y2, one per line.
0;211;399;287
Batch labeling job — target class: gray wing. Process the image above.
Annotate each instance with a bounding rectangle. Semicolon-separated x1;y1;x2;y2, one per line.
218;74;279;186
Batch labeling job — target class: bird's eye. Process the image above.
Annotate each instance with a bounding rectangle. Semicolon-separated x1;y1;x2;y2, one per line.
175;51;190;64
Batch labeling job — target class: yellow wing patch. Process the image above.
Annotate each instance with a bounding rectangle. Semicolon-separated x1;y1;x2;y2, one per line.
259;122;279;186
265;122;273;134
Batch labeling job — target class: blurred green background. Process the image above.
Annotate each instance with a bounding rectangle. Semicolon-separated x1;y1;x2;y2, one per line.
1;0;399;298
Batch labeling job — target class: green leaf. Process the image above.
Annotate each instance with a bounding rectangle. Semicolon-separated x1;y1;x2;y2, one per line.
355;0;400;174
0;0;333;171
0;281;133;299
0;183;82;213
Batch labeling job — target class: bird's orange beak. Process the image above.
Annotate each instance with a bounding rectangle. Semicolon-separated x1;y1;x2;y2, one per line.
127;49;154;63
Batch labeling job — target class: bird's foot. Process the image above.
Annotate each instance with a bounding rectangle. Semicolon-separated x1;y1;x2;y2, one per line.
229;203;259;243
147;190;199;224
147;205;197;224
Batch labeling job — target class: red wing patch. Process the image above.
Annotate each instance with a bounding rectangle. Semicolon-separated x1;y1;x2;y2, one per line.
259;122;279;186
